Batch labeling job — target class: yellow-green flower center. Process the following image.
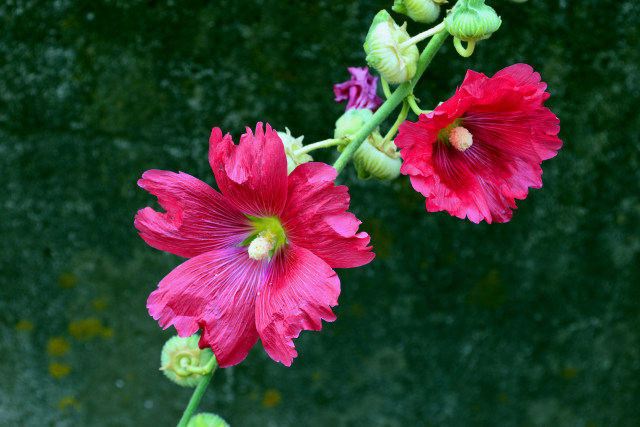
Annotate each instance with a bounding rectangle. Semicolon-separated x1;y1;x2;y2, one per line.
438;120;473;152
243;216;287;261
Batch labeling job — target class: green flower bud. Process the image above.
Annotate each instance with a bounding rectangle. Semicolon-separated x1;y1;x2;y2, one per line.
444;0;501;42
353;131;402;181
277;127;312;174
334;109;374;140
364;10;419;84
187;413;230;427
160;335;215;387
392;0;445;24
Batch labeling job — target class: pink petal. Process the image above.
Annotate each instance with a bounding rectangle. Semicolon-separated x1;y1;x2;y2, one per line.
147;247;267;368
255;245;340;366
396;63;562;224
333;67;383;111
209;123;288;217
135;170;254;258
281;162;375;268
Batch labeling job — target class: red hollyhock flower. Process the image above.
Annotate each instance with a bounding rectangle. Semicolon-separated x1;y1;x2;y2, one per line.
333;66;383;111
135;123;374;367
395;63;562;223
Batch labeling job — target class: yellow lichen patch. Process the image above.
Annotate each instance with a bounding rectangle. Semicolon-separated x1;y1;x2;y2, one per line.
91;297;108;311
15;319;34;332
561;366;580;380
58;272;77;289
68;317;110;340
101;327;114;339
47;337;71;356
261;389;282;408
58;396;81;411
49;362;71;378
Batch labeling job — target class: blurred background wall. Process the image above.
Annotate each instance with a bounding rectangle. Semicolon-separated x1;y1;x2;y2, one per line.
1;0;639;425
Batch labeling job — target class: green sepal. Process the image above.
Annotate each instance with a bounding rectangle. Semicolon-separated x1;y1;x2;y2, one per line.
364;10;394;54
445;0;501;42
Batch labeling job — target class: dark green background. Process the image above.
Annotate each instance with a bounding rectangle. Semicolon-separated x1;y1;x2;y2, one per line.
2;0;639;425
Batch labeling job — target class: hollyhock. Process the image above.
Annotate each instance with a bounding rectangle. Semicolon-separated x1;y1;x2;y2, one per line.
395;63;562;223
135;123;374;367
333;67;383;111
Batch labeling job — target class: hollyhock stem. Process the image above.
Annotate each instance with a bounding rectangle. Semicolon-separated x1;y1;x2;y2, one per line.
380;76;392;99
399;22;446;49
333;28;449;175
295;138;346;156
176;356;218;427
382;100;410;144
407;94;428;116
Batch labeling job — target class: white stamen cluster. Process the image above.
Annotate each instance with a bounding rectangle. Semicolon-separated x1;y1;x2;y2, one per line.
248;232;275;260
449;126;473;152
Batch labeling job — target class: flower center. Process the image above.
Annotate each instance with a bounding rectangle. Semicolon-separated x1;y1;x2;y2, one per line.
248;231;276;260
449;126;473;151
438;121;473;152
243;216;287;261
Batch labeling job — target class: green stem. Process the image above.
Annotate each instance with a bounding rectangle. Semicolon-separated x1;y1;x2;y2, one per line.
176;358;218;427
399;22;446;49
382;100;410;144
295;138;344;156
407;95;427;116
332;29;449;175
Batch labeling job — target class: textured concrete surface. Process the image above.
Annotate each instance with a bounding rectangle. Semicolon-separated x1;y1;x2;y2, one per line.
1;0;639;425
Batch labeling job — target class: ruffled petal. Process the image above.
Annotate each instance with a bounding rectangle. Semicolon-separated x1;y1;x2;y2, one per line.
135;170;253;258
333;67;383;111
147;247;267;368
209;123;288;217
280;162;375;268
255;245;340;366
396;64;562;224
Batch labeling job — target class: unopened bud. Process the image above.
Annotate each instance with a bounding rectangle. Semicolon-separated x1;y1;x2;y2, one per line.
334;109;374;140
353;131;402;181
187;413;230;427
160;335;215;387
392;0;445;24
277;128;312;174
445;0;501;42
364;10;419;84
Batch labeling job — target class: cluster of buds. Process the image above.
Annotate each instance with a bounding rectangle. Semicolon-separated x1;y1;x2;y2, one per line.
334;109;402;181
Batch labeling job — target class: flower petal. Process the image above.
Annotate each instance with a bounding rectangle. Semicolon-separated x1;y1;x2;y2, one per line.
255;245;340;366
396;63;562;223
333;66;383;111
281;162;375;268
147;247;267;368
209;123;288;217
135;170;254;258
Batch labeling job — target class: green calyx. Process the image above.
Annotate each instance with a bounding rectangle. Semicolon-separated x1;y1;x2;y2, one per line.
242;216;287;260
364;10;420;84
353;131;402;181
444;0;501;42
334;109;374;140
392;0;444;24
160;335;216;387
187;413;230;427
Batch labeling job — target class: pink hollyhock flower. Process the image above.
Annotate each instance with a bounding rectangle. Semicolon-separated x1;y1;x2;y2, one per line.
135;123;374;367
333;66;383;111
395;63;562;223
